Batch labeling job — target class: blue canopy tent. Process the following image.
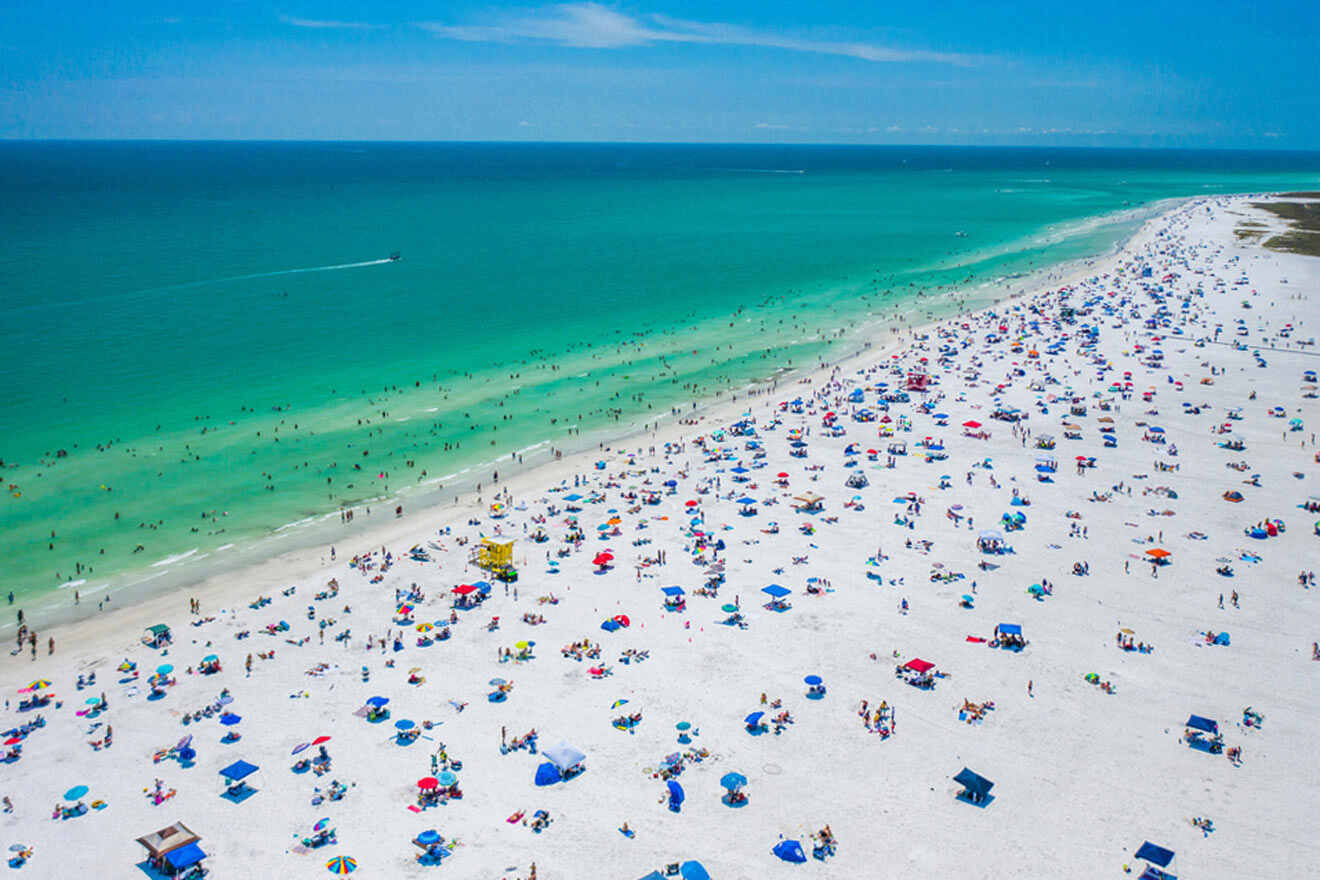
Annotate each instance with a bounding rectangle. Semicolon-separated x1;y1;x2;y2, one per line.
164;842;207;872
661;586;685;597
1185;715;1218;735
997;624;1022;636
773;839;807;863
1134;841;1176;879
219;759;259;800
762;584;790;598
219;760;258;782
953;767;994;805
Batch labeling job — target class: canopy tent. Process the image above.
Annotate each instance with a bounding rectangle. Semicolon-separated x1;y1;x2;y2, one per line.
904;658;935;674
542;742;586;772
954;767;994;801
219;760;259;782
762;584;791;598
997;624;1022;636
661;586;685;597
1135;842;1175;868
136;822;200;860
164;842;207;871
1185;715;1219;735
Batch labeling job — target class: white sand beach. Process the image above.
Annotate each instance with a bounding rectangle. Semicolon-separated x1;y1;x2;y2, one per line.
2;194;1318;880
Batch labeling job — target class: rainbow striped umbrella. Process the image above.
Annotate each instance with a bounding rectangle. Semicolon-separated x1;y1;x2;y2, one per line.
326;855;357;874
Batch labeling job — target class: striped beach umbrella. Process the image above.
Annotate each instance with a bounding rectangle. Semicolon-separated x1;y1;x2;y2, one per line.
326;855;357;874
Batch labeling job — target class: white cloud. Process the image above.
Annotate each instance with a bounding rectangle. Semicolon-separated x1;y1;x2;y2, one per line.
419;4;976;66
280;14;382;31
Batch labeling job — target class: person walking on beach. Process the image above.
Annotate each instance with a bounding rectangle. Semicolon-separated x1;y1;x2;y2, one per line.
47;636;53;656
1027;680;1034;698
245;653;253;677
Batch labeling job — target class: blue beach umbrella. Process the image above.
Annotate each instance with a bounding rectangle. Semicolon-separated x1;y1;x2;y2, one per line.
365;696;388;708
436;770;457;787
63;785;89;801
804;675;823;686
219;713;241;726
720;772;748;790
416;829;442;846
680;862;711;880
744;711;765;726
394;719;415;731
156;664;173;676
667;780;685;804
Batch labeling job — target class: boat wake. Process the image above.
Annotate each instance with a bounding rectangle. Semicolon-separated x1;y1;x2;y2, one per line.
169;258;394;289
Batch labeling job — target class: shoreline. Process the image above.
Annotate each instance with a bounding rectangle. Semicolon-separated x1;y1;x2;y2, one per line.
10;193;1188;644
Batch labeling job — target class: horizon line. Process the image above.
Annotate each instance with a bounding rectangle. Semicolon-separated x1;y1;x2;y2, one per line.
2;137;1319;154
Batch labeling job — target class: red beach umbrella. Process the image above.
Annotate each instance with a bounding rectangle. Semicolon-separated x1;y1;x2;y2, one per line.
962;420;982;429
312;735;332;745
417;777;439;790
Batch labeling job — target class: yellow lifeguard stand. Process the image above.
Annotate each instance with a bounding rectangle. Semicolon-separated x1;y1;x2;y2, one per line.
474;538;514;572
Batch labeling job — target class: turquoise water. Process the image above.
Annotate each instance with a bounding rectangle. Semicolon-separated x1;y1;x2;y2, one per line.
1;142;1317;607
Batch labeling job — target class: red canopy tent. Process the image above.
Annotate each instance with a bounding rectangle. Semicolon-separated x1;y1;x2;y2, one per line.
904;658;935;674
452;584;477;595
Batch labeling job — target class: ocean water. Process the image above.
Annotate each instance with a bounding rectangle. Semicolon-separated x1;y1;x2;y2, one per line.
1;142;1317;614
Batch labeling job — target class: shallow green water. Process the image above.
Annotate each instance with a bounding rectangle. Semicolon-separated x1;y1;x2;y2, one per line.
1;142;1316;607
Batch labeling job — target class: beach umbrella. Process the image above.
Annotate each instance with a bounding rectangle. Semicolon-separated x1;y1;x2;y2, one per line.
675;721;691;732
489;678;507;687
3;737;21;746
611;699;630;709
593;552;614;566
84;696;100;705
312;735;332;746
804;675;823;686
365;697;389;708
961;594;974;603
7;845;27;853
178;746;196;762
325;855;357;874
394;719;415;731
292;743;310;755
219;713;242;726
156;664;173;676
534;762;561;786
26;680;51;691
218;694;234;705
773;839;807;863
416;623;433;632
515;641;530;651
721;604;738;613
436;770;457;787
64;785;89;801
720;772;748;790
744;711;765;726
667;780;685;804
416;829;442;846
313;818;332;833
613;614;630;627
962;420;982;428
417;777;438;790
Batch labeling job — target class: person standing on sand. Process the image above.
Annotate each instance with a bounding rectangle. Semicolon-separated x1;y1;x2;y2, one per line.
245;654;253;677
47;636;53;656
1028;680;1034;698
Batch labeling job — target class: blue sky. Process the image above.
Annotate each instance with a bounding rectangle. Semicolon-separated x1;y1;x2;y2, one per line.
1;1;1317;146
